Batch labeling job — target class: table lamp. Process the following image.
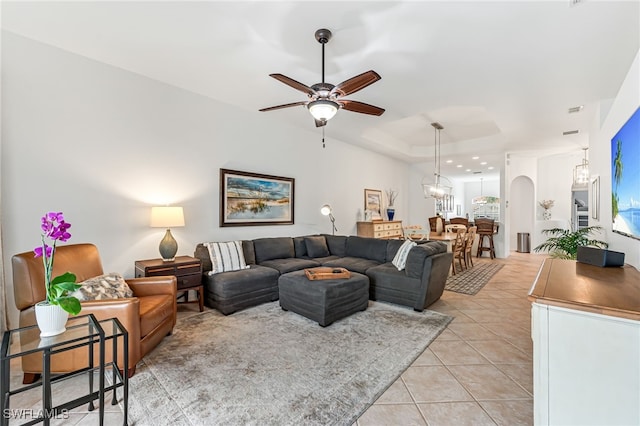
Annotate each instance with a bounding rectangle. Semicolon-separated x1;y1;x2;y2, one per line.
150;206;185;261
320;204;337;235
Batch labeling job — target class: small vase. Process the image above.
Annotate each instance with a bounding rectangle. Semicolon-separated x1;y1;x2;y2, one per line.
543;209;551;220
387;207;395;221
35;301;69;337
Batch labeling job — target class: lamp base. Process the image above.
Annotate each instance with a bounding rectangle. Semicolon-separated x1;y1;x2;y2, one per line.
159;229;178;262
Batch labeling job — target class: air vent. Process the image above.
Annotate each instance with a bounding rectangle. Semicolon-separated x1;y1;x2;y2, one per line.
568;105;584;113
473;171;483;174
563;130;580;136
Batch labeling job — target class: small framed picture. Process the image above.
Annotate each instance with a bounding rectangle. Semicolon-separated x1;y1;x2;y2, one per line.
364;189;383;220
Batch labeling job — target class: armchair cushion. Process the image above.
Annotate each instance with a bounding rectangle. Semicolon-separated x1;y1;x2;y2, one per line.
72;272;133;301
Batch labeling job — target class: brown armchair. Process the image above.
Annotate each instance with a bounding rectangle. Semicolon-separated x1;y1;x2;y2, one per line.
12;243;177;383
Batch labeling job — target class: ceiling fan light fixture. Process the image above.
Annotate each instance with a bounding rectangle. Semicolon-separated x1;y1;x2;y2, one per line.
308;99;339;121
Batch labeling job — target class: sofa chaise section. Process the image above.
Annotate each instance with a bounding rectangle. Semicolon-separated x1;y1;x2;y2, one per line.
195;242;279;315
366;241;452;311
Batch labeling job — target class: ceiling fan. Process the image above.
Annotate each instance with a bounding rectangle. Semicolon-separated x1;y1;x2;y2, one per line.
259;28;385;127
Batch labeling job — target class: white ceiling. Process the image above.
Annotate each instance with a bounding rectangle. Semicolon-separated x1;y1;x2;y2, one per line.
2;1;639;181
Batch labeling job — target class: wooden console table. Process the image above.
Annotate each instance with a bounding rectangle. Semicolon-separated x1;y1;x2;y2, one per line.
356;221;403;239
528;258;640;425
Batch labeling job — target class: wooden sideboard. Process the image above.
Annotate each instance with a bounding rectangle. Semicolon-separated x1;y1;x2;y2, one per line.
356;221;403;239
528;258;640;425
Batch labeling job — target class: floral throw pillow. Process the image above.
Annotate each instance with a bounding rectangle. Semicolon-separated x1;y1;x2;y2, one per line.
72;273;133;301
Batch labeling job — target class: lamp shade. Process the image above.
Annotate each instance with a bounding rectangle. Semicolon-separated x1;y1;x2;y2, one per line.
320;204;332;216
308;100;339;121
150;206;185;228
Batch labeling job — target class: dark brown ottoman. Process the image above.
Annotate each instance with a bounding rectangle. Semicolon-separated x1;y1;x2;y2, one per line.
278;270;369;326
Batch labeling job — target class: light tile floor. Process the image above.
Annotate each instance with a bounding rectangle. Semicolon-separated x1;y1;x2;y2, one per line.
6;252;544;425
357;252;544;426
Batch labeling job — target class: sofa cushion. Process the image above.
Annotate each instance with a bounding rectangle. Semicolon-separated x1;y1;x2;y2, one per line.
138;294;175;337
392;240;417;271
293;237;307;258
253;237;295;263
323;257;381;274
386;239;405;262
305;236;330;258
345;236;388;263
72;273;133;301
242;240;256;265
405;242;447;278
323;235;347;257
205;241;250;274
259;258;320;274
203;265;280;299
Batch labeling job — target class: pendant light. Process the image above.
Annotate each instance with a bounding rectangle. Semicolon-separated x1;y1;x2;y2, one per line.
422;122;452;200
573;147;589;186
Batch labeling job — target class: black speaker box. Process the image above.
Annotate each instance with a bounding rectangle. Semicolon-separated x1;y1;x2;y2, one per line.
576;246;625;267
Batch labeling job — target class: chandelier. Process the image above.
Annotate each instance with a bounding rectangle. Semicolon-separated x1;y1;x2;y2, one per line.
422;122;452;200
573;147;589;186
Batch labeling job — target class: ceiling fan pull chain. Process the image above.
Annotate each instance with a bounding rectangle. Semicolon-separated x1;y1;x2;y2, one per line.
322;127;326;148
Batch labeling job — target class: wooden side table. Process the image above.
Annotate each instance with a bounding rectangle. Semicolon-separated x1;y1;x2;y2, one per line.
135;256;204;312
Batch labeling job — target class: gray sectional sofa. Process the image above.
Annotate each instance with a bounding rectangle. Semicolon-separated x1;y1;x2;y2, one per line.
194;234;452;315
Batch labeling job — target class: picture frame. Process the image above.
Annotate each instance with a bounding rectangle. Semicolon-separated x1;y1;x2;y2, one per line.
220;168;294;227
591;175;600;220
364;189;383;220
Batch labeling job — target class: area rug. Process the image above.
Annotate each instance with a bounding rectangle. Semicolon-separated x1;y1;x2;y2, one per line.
125;301;452;425
445;262;504;295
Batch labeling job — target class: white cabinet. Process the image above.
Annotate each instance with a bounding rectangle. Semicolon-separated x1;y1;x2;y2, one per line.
531;303;640;425
529;259;640;426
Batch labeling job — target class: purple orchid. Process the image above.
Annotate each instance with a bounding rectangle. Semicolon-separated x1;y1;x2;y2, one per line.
33;211;81;315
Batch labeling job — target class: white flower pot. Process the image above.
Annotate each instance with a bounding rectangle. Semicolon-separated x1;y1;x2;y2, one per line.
35;301;69;337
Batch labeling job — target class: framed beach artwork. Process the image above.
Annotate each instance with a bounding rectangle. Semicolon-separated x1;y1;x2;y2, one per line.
220;169;294;227
611;106;640;240
364;189;383;220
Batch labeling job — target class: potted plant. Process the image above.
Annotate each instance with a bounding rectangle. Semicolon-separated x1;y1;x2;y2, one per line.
533;226;608;259
33;211;82;336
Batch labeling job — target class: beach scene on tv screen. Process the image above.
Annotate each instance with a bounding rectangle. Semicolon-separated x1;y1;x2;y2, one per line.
611;106;640;239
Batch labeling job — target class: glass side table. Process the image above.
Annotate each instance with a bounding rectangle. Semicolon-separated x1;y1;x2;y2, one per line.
1;314;128;426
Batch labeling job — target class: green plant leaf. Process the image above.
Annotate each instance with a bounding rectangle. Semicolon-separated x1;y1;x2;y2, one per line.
534;226;607;259
51;272;77;285
57;297;82;315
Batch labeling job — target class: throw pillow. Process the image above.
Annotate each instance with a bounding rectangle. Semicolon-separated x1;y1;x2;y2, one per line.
304;236;330;258
205;241;250;275
392;240;417;271
72;273;133;301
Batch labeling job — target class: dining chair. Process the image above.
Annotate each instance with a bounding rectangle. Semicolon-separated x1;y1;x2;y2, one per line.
428;216;443;233
451;231;467;275
403;225;426;241
445;224;467;233
464;226;477;268
450;217;469;227
475;218;496;258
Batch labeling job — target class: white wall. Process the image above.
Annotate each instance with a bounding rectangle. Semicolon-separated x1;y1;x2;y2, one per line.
590;50;640;269
0;33;410;327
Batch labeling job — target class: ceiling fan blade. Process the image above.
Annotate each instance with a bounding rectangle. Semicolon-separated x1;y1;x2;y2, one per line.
339;100;385;116
315;119;327;128
269;74;316;96
259;101;307;112
331;70;381;97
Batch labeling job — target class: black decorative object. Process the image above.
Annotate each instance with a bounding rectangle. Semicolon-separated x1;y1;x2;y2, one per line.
576;246;625;267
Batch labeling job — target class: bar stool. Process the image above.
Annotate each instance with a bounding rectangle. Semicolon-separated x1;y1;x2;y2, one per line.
475;218;496;259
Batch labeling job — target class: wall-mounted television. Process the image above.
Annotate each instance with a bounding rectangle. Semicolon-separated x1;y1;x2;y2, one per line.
611;106;640;240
